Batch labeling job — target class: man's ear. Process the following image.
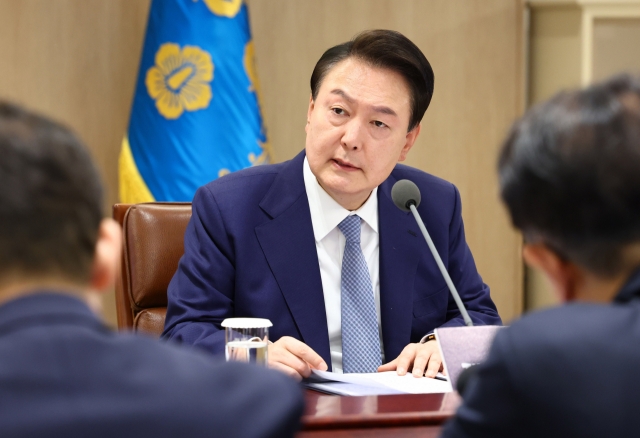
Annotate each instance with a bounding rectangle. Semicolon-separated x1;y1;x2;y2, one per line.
523;242;579;302
89;218;122;293
305;94;315;134
399;123;421;162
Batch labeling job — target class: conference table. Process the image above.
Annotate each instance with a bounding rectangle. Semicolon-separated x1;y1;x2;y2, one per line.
298;390;460;437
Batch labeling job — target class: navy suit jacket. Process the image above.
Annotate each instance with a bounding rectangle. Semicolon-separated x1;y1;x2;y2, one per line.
163;151;501;368
0;292;303;438
441;268;640;438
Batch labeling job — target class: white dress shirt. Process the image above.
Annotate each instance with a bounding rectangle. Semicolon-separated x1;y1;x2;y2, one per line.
303;157;385;372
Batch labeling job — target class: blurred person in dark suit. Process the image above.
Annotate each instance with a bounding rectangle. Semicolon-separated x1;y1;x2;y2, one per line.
0;101;303;438
442;74;640;437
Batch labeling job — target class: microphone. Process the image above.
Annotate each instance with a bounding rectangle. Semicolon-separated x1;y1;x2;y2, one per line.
391;179;474;327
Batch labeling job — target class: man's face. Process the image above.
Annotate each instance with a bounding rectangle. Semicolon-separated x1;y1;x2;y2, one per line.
305;57;421;210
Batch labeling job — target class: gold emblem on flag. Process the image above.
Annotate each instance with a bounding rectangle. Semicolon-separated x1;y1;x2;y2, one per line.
146;43;214;119
203;0;243;18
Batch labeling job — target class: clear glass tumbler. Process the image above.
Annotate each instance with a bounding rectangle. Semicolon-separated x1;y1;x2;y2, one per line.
221;318;272;366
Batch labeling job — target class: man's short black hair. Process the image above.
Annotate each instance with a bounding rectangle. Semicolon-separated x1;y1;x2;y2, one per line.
498;74;640;277
0;101;103;285
310;29;435;132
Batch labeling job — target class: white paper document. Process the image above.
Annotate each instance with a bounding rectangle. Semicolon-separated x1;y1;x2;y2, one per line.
304;370;452;396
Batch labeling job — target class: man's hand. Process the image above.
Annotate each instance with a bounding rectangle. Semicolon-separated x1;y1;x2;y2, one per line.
268;336;328;381
377;340;444;378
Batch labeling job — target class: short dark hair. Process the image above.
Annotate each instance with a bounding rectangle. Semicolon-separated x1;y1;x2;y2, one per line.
0;102;103;285
310;29;434;132
498;74;640;277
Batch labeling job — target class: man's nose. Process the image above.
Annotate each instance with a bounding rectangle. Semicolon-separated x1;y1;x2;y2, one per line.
341;120;364;151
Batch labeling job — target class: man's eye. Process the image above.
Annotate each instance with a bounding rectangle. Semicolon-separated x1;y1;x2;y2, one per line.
373;120;387;128
332;108;345;115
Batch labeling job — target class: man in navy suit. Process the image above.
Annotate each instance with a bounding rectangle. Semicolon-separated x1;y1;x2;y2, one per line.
163;30;501;380
441;75;640;437
0;101;303;437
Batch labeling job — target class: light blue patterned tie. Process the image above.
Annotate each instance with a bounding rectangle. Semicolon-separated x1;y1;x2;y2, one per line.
338;215;382;373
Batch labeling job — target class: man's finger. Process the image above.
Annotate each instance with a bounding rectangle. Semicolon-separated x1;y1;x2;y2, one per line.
273;349;312;378
282;337;328;371
269;337;328;378
424;352;442;378
269;339;313;378
377;358;398;372
411;347;431;378
395;344;417;376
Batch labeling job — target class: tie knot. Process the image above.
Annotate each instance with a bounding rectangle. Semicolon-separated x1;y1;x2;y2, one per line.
338;215;361;243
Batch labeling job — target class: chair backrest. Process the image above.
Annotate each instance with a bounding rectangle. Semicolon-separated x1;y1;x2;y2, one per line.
113;203;192;337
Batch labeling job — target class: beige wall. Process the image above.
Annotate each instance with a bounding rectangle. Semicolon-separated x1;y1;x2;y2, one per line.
593;18;640;81
0;0;525;326
528;6;582;105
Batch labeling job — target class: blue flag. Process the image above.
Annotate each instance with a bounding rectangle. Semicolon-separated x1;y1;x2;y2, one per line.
120;0;270;203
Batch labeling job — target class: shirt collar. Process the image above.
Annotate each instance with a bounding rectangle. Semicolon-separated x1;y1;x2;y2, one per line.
303;156;378;242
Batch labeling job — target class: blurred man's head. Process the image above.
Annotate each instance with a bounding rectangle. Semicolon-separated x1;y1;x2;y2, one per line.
305;29;434;210
498;74;640;301
0;101;120;301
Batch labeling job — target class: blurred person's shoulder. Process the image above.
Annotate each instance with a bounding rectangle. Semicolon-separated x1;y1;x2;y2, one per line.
492;300;640;379
505;300;640;347
102;331;305;437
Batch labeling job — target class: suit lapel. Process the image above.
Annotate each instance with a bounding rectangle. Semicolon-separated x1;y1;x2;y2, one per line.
378;176;422;362
255;151;332;367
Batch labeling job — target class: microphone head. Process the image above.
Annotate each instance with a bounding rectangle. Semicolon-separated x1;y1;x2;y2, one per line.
391;179;421;212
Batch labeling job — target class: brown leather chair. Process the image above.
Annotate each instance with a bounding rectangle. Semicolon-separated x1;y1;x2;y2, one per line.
113;203;192;337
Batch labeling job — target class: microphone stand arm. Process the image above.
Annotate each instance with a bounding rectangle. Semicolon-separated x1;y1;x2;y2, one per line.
409;204;474;327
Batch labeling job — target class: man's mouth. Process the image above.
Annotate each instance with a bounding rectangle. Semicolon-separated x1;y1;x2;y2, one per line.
332;158;360;171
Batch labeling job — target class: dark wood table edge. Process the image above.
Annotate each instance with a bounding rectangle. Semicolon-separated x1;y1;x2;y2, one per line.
302;411;454;430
